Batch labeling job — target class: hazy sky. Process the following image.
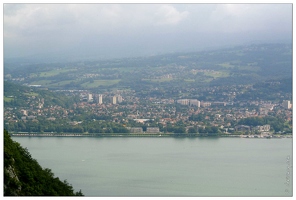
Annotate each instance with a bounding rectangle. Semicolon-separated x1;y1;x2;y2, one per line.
3;3;292;61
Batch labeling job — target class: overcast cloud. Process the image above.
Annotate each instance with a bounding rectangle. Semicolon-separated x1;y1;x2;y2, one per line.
3;3;292;61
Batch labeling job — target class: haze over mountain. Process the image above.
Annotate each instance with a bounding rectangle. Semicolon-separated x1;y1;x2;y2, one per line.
3;3;292;63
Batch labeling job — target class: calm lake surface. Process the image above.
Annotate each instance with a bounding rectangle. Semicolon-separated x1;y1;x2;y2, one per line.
12;136;293;197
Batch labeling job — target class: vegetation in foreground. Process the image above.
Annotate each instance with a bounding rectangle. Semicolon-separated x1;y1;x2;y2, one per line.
4;129;83;196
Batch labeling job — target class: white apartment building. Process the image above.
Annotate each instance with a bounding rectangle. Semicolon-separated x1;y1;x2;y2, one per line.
282;100;292;109
112;96;117;104
87;94;93;102
177;99;200;107
146;127;160;133
177;99;189;105
98;94;103;104
117;95;123;103
189;99;200;107
201;101;211;107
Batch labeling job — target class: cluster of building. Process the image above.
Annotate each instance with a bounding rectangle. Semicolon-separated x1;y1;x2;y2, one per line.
234;124;270;133
176;99;227;107
70;90;292;133
282;100;292;109
81;93;123;104
4;87;293;135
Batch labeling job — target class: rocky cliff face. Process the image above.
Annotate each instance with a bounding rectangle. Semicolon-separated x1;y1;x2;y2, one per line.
4;160;22;195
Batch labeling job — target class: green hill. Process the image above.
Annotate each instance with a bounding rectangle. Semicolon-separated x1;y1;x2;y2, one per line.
3;129;83;196
4;81;77;108
4;43;292;91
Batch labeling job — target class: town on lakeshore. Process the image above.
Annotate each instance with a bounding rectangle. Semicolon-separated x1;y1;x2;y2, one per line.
4;44;292;138
4;83;292;138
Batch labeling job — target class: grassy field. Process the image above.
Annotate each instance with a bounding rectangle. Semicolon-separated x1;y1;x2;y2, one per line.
81;79;121;88
30;80;52;85
218;62;260;72
29;79;121;89
237;65;261;72
39;68;76;77
49;80;74;87
142;78;173;82
217;63;235;68
204;71;229;78
4;96;14;102
24;92;39;96
184;79;195;82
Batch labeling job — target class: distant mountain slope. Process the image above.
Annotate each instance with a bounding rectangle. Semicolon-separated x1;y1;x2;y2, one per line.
4;43;292;90
4;129;83;196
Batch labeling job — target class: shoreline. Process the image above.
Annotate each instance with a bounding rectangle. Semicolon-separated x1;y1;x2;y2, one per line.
9;132;292;139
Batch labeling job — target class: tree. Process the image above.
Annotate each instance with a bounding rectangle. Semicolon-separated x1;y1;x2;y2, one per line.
188;127;197;136
208;126;219;136
189;113;204;122
4;129;84;196
173;126;186;136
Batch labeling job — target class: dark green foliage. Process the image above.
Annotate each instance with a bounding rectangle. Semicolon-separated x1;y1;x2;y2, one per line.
238;117;265;126
4;81;77;108
3;130;83;196
198;126;220;136
173;127;186;135
187;127;197;134
238;116;285;132
235;78;292;101
187;127;197;136
4;117;130;134
189;113;205;121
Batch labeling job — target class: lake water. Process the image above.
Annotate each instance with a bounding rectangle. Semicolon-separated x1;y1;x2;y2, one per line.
12;136;293;197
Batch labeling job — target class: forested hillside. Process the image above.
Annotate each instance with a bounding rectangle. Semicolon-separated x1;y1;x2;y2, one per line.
4;129;83;196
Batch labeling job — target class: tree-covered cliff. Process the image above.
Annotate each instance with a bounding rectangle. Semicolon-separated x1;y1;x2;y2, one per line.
3;129;83;196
